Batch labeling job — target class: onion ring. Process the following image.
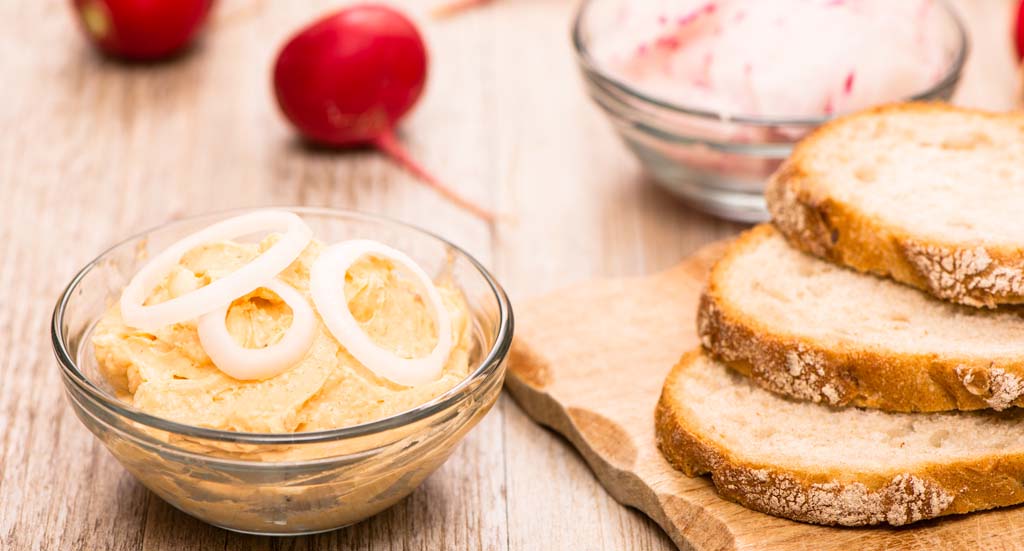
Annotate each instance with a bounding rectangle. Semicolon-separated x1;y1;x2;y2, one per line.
120;210;313;331
310;239;453;386
197;279;316;380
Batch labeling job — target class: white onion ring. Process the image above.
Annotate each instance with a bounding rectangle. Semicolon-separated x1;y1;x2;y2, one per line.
120;210;313;332
310;240;453;387
196;279;316;380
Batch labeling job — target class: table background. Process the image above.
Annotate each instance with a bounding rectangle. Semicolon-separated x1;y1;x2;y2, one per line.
1;1;1018;549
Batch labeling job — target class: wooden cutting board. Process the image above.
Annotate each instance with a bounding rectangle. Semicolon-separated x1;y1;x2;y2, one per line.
504;242;1024;551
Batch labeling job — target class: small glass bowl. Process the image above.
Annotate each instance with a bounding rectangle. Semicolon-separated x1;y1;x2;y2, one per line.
572;0;968;222
51;208;513;535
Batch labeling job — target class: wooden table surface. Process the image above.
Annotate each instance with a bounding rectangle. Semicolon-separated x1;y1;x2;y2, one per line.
1;1;1018;549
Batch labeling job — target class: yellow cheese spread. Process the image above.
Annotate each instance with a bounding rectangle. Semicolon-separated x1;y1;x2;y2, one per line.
92;237;472;433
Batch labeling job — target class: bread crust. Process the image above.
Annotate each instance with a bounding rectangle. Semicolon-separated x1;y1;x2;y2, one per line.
699;225;1024;412
655;351;1024;527
766;102;1024;309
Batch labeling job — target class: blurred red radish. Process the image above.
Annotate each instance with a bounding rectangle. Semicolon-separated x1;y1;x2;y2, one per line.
273;4;494;221
71;0;213;60
1015;0;1024;61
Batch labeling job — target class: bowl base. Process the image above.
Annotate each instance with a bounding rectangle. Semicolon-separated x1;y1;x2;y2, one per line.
651;175;769;223
204;518;356;537
619;136;772;223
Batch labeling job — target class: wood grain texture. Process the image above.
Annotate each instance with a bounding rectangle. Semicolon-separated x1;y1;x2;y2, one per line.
506;243;1024;551
0;0;1016;549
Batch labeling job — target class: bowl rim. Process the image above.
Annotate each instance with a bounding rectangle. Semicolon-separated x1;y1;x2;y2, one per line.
51;206;514;445
570;0;970;127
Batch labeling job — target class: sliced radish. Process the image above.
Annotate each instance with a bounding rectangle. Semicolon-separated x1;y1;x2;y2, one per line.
120;211;313;332
197;279;316;381
310;240;453;387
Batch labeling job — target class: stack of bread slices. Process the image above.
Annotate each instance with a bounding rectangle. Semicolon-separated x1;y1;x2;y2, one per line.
655;103;1024;527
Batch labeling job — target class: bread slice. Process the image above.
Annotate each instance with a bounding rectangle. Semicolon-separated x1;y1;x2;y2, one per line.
655;350;1024;526
699;225;1024;412
767;102;1024;308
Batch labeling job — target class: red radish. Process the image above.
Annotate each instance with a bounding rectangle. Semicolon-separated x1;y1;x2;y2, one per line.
273;4;494;221
70;0;213;60
1015;0;1024;62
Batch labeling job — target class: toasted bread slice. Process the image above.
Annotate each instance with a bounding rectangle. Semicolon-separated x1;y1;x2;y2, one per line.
767;103;1024;308
655;350;1024;526
699;225;1024;412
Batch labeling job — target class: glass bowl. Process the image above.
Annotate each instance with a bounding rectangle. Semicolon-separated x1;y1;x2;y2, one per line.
51;207;513;535
572;0;968;222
